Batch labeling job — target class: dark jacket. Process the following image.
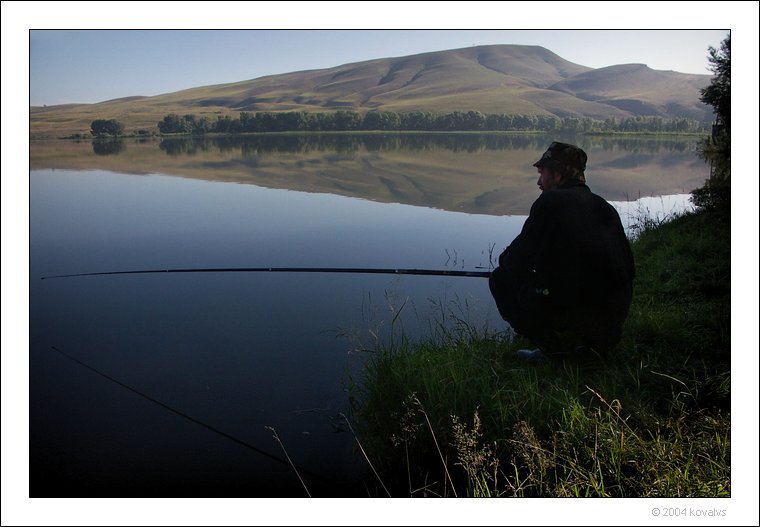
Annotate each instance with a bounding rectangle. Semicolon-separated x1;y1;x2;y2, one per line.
489;181;635;353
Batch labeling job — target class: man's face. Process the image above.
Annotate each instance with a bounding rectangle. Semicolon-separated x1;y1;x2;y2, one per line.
537;166;561;191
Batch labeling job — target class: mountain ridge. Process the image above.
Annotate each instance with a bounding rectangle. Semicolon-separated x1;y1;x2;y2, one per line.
30;44;713;137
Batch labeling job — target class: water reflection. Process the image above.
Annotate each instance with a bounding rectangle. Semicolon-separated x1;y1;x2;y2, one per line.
160;133;549;155
155;133;699;156
92;137;125;155
29;131;706;496
30;133;709;216
30;168;513;496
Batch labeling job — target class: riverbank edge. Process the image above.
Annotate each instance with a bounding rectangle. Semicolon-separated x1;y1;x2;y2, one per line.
349;205;730;497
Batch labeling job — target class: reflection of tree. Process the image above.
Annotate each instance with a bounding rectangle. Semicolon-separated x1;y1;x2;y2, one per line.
213;136;241;153
159;138;211;156
156;134;549;156
582;136;694;154
92;138;125;155
154;133;701;157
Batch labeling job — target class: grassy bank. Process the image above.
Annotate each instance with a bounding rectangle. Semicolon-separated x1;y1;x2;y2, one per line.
348;206;730;497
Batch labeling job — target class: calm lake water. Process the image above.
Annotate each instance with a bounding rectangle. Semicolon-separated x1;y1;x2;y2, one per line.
29;133;704;497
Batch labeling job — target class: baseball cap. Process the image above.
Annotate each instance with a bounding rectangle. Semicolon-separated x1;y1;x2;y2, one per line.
533;142;587;177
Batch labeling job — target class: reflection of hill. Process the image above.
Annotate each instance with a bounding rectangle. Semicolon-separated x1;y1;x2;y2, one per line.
30;134;708;216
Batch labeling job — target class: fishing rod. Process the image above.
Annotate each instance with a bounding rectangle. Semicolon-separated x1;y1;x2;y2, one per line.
41;266;493;280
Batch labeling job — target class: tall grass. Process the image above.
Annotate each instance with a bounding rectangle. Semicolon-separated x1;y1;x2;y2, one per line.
348;207;730;497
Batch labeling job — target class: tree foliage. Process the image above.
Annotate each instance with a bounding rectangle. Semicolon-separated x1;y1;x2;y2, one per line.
700;35;730;132
155;111;708;135
90;119;124;137
692;34;730;212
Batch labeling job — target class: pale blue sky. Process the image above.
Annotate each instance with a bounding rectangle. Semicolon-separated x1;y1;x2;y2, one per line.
29;28;728;106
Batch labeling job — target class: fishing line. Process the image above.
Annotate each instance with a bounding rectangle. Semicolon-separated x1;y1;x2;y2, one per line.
41;266;492;280
40;266;493;487
48;345;333;484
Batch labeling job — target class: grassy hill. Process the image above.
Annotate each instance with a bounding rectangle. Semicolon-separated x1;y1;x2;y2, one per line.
30;45;713;138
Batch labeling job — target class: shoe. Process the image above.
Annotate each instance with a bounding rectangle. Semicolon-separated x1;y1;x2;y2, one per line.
516;348;549;364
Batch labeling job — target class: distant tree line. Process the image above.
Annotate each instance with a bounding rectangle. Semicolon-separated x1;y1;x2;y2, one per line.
156;110;709;135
